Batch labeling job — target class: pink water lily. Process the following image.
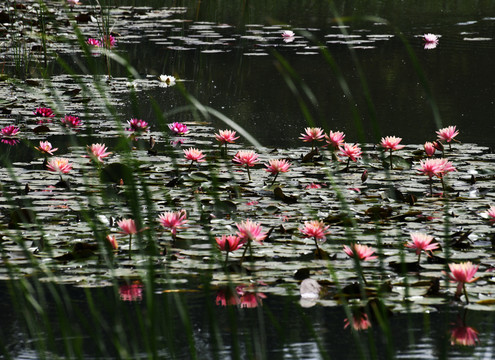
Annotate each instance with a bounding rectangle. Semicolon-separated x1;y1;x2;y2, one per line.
265;159;291;185
380;136;405;169
61;115;82;129
168;122;189;135
158;210;187;237
301;220;330;252
436;125;459;149
46;157;72;174
236;219;266;244
1;125;20;137
216;235;245;265
215;129;239;153
300;127;325;150
233;150;259;181
35;141;58;155
339;143;362;170
482;206;495;222
343;244;377;261
448;261;479;303
405;232;439;263
424;141;436;157
118;218;137;258
183;148;206;170
344;312;371;331
282;30;295;38
87;143;112;163
450;325;480;347
101;34;117;49
34;107;55;119
423;33;439;43
87;38;101;47
418;158;456;195
325;130;345;149
106;235;118;250
127;118;149;133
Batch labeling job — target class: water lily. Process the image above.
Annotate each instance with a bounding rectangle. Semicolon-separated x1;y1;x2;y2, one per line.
343;244;377;262
106;235;118;250
158;210;187;239
216;235;245;265
86;143;112;163
61;115;82;129
101;34;117;49
424;141;436;157
482;206;495;222
344;311;371;331
405;232;439;263
325;130;345;150
127;118;149;136
117;218;138;259
236;219;266;265
417;158;456;195
380;136;405;169
436;125;459;150
233;150;259;181
1;125;20;137
423;33;439;49
215;129;239;153
46;157;72;174
448;261;479;303
265;158;291;185
338;143;362;170
35;141;58;155
168;122;189;135
299;127;325;150
450;324;480;347
300;220;330;252
159;74;176;87
34;107;55;122
87;38;101;47
282;30;295;38
183;147;206;170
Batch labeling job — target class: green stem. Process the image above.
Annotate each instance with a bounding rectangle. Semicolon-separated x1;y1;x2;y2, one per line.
389;149;393;170
463;283;470;304
246;165;251;181
270;173;279;186
128;234;132;260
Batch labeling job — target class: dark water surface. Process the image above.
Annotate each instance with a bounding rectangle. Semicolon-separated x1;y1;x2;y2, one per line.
95;0;495;148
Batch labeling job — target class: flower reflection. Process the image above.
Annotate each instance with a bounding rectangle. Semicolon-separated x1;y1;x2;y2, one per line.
215;285;267;308
344;310;372;331
450;313;480;347
119;281;143;301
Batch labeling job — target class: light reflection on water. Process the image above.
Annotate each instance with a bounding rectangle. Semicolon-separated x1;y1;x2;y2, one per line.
3;280;495;360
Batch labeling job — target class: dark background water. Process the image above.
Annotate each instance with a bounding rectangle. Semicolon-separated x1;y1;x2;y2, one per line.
100;0;495;148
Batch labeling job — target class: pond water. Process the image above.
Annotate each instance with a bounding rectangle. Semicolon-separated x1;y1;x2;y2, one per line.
1;1;495;359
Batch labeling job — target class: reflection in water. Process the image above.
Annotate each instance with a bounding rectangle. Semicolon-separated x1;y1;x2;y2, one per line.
215;285;267;308
119;281;144;301
344;309;372;331
450;310;480;347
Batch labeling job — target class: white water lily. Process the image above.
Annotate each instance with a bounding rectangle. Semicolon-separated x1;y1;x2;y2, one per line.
159;74;176;87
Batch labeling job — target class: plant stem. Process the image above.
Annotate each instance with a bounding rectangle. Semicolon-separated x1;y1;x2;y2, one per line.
270;173;279;186
246;165;251;181
463;283;470;304
128;234;132;260
389;149;393;170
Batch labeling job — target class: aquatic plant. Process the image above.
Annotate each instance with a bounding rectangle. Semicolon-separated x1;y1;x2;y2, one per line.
424;141;436;157
86;143;112;163
35;141;58;155
405;232;439;264
338;143;362;170
233;150;259;181
215;129;239;153
325;130;345;150
380;136;404;170
299;127;325;151
61;115;82;129
183;147;206;170
236;219;266;264
436;125;459;150
300;220;330;253
159;74;176;87
448;262;479;303
265;158;291;185
158;210;188;240
117;218;137;259
216;235;244;265
168;122;189;135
